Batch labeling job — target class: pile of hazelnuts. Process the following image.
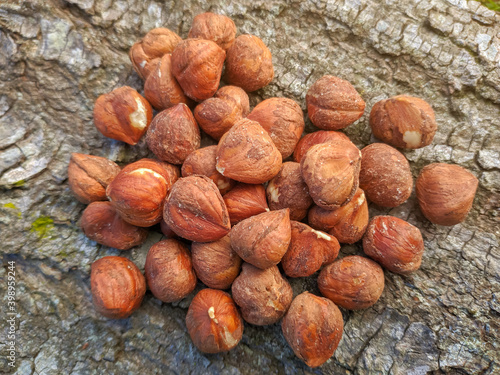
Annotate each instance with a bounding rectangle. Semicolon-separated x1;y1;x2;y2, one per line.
67;12;479;368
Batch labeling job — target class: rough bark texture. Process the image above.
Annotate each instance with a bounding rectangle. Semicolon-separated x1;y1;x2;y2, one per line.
0;0;499;374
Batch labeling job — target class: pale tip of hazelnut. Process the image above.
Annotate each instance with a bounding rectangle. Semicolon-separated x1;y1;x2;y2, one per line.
216;164;225;176
267;184;280;203
402;130;422;148
311;229;332;241
129;97;148;130
208;306;218;323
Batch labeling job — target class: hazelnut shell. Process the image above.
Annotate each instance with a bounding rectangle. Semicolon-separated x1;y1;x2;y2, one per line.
188;12;237;50
293;130;352;163
223;183;269;225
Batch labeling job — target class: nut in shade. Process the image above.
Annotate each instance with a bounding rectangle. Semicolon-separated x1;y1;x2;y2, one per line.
223;183;269;225
188;12;237;50
293;130;351;163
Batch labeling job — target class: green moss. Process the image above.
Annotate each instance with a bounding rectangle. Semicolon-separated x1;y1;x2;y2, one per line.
31;216;55;239
477;0;500;11
3;203;22;218
13;180;25;187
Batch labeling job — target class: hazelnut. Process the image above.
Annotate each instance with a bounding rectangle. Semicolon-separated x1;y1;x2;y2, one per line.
215;86;250;117
91;256;146;319
188;12;237;50
129;27;182;79
144;54;191;111
93;86;153;145
359;143;413;207
281;292;343;368
224;34;274;92
194;96;242;140
191;235;242;290
293;130;351;163
308;188;369;244
145;239;197;302
182;145;235;195
300;140;362;210
230;208;291;269
68;153;121;204
318;255;385;310
416;163;478;226
223;183;269;225
306;75;365;130
231;263;293;325
164;175;231;242
266;162;312;221
146;103;201;165
363;216;425;274
369;95;437;149
160;218;178;238
81;201;148;250
171;39;226;101
247;97;305;159
186;288;244;353
281;221;340;278
106;158;179;227
216;119;282;184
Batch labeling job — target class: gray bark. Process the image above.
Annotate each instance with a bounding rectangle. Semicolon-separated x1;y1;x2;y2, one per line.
0;0;499;374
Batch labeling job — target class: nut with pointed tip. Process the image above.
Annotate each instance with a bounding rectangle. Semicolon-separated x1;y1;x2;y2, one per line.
81;201;148;250
369;95;437;149
68;153;121;204
171;39;226;101
224;34;274;92
300;140;362;210
281;292;344;368
266;162;312;221
164;175;231;242
293;130;351;163
216;119;282;184
91;256;146;319
318;255;385;310
223;183;269;225
145;239;197;302
129;27;182;79
232;263;293;325
191;235;242;290
247;97;305;159
186;288;244;353
306;75;365;130
281;221;340;278
215;86;250;117
188;12;237;50
146;103;201;165
230;208;291;269
93;86;153;145
308;188;369;244
416;163;478;226
363;216;425;274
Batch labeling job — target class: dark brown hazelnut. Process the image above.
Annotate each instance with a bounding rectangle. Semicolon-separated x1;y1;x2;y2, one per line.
318;255;385;310
231;263;293;325
160;218;178;238
293;130;351;163
188;12;237;50
223;183;269;225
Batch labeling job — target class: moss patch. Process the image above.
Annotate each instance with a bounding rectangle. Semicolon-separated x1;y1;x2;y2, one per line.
31;216;55;239
3;203;22;218
477;0;500;11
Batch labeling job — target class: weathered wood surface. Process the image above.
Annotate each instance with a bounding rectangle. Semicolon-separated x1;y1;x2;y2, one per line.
0;0;499;374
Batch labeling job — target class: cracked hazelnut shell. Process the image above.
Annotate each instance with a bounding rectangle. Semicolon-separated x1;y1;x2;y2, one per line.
188;12;237;50
293;130;351;163
223;183;269;225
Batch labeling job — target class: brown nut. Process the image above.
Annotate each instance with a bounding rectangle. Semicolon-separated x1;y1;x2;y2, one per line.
416;163;478;226
145;239;197;302
186;288;244;353
369;95;437;149
293;130;351;163
144;54;191;111
216;119;282;184
160;218;178;238
318;255;385;310
363;216;425;274
171;39;226;102
247;97;305;159
164;175;231;242
230;208;291;269
223;183;269;225
300;140;362;210
188;12;237;50
306;75;365;130
91;256;146;319
194;97;242;140
231;263;293;325
281;292;344;368
129;28;182;79
146;103;201;165
191;235;242;290
308;188;369;244
281;221;340;278
215;86;250;117
81;201;148;250
266;162;312;221
182;145;235;195
359;143;413;208
224;34;274;92
68;153;121;204
106;159;179;227
93;86;153;145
